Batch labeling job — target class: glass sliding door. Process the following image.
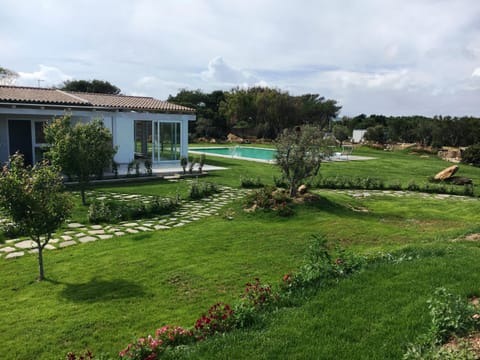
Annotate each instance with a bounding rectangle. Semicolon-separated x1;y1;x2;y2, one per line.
159;122;180;160
136;120;181;163
134;120;152;159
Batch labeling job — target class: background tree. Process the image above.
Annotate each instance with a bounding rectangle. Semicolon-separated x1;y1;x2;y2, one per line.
0;153;72;281
275;125;333;197
332;124;350;145
168;89;228;139
0;66;19;85
60;79;121;94
45;116;117;205
461;144;480;167
364;124;387;144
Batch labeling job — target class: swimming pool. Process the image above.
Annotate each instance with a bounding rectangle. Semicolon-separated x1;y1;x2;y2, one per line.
189;146;276;162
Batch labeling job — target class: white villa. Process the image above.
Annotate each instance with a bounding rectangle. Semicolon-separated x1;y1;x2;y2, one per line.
0;85;195;166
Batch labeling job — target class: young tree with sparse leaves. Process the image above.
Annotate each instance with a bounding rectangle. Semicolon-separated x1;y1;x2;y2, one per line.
275;125;333;197
0;153;72;281
45;116;117;205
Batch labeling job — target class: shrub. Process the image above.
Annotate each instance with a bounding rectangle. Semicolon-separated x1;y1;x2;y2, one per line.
194;302;235;339
240;176;264;188
112;160;119;179
462;143;480;167
180;157;188;174
144;159;153;176
244;186;293;216
155;325;194;347
189;181;219;200
135;161;140;177
88;196;179;223
404;288;480;359
127;160;135;177
427;288;478;344
407;180;420;191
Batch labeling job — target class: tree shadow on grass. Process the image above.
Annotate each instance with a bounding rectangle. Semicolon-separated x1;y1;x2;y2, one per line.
58;278;147;303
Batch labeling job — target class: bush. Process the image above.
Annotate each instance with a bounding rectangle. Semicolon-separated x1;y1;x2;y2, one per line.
244;186;294;216
144;159;153;176
462;143;480;167
240;176;264;188
88;196;180;224
189;181;219;200
404;287;480;359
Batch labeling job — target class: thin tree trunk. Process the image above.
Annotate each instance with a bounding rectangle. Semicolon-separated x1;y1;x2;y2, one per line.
37;242;44;281
81;188;86;205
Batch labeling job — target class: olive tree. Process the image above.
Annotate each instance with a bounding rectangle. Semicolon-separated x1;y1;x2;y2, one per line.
45;116;117;205
275;125;333;197
0;153;72;281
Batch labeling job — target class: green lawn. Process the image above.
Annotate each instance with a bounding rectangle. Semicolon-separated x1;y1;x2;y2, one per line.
1;147;480;359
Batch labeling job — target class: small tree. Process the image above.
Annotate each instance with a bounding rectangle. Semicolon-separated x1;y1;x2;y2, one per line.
0;153;72;281
275;125;332;197
461;143;480;167
365;125;387;144
45;116;117;205
332;124;350;145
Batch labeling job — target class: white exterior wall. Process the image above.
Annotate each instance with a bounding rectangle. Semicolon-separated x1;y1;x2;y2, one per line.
113;113;134;164
352;129;367;143
0;117;8;163
0;106;195;165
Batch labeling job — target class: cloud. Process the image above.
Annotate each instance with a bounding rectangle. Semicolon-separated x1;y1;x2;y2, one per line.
201;57;254;84
17;65;72;88
472;68;480;77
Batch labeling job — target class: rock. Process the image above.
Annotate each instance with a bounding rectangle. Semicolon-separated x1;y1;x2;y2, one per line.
434;165;459;180
297;184;308;195
227;133;244;143
450;176;473;185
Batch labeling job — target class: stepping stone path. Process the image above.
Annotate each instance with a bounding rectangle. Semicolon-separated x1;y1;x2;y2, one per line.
0;185;247;260
331;189;479;202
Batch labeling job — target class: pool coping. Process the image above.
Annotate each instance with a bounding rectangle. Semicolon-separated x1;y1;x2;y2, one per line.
189;146;276;163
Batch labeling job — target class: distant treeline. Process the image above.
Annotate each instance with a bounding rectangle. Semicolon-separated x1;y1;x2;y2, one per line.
168;87;340;140
168;87;480;147
337;114;480;147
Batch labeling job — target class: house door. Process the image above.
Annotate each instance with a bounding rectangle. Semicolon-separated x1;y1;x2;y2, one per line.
8;120;33;165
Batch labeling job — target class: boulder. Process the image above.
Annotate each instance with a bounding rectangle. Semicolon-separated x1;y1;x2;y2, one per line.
450;176;473;185
297;184;308;195
434;165;459;180
227;133;243;143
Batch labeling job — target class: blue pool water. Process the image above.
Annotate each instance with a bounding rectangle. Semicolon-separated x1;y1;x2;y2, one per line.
190;147;276;162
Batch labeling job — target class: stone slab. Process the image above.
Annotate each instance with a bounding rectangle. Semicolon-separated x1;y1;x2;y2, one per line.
59;240;77;247
88;229;105;235
79;236;97;243
0;246;16;253
6;251;24;259
126;228;139;234
61;235;73;241
15;240;36;249
154;225;170;230
67;223;84;228
98;234;113;240
114;231;125;236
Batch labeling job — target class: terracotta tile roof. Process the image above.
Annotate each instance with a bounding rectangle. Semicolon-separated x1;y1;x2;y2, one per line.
0;85;194;113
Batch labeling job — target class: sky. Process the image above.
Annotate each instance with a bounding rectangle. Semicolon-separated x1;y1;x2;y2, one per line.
2;0;480;117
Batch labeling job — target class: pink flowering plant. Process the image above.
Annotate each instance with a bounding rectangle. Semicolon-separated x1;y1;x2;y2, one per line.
232;278;278;328
155;325;194;347
194;302;235;339
65;351;94;360
119;335;164;360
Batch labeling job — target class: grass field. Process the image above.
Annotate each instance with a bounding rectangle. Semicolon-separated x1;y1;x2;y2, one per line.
1;146;480;359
